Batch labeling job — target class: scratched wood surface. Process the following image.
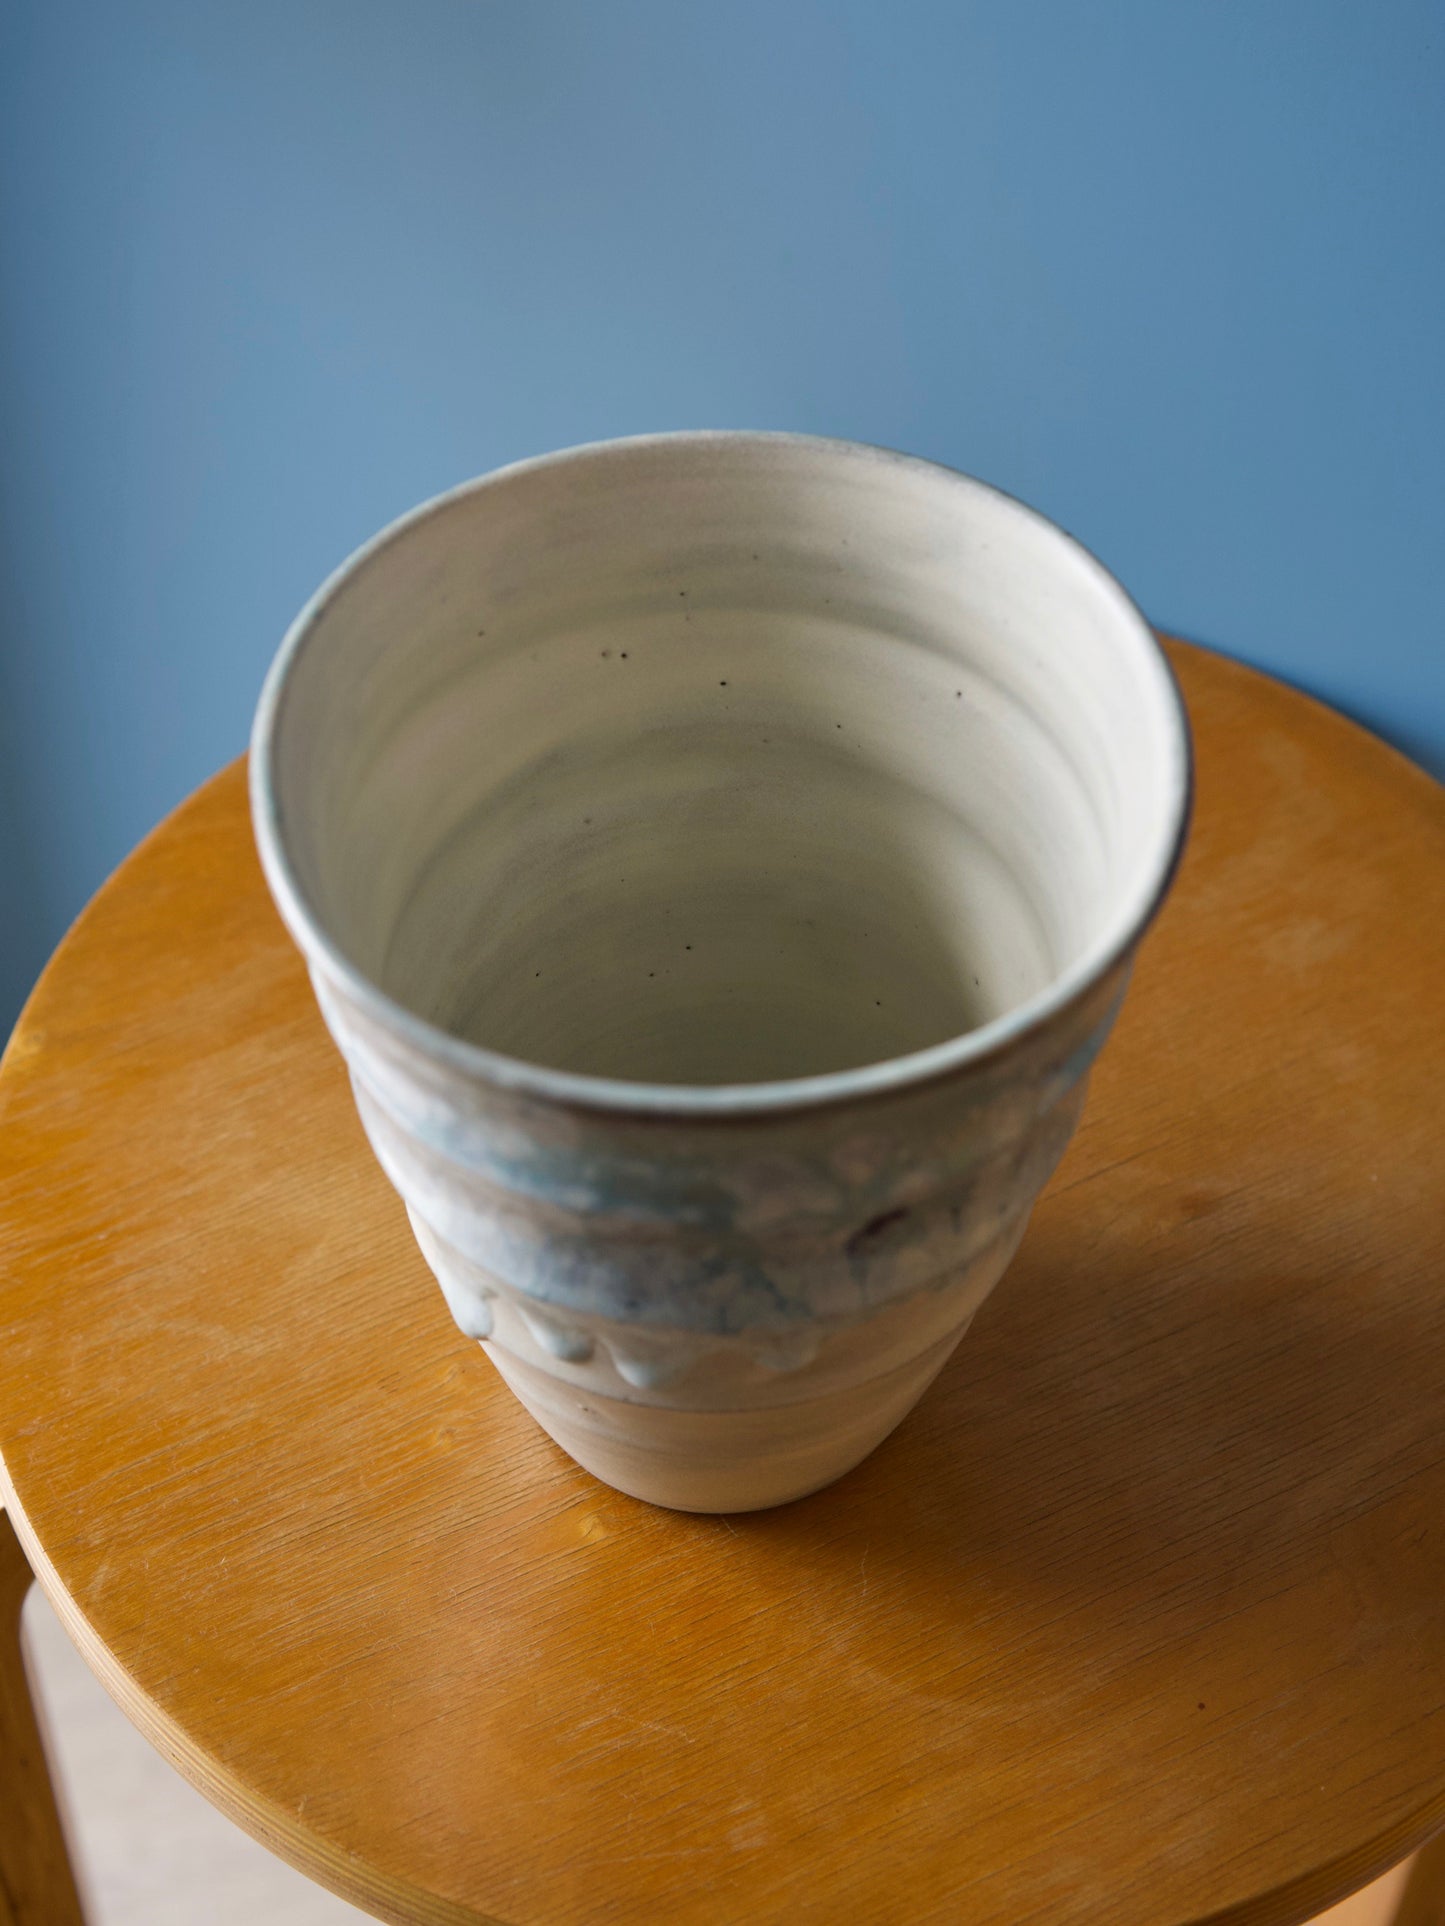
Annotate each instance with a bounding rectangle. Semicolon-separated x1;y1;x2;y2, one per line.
0;641;1443;1926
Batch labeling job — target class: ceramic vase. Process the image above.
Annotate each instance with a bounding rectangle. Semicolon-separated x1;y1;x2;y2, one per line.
251;433;1191;1512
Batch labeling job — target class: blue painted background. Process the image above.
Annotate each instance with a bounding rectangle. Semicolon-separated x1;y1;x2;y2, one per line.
2;0;1442;1032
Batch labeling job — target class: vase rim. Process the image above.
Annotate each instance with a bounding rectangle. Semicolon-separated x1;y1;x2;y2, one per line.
250;429;1193;1120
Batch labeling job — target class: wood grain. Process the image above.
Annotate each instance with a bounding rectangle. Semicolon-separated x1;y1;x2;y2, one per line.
0;641;1442;1926
0;1510;86;1925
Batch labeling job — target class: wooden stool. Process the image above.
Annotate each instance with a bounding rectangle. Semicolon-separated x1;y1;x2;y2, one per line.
1;642;1443;1926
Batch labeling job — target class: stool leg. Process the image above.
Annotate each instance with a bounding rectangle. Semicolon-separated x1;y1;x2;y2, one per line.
0;1508;86;1925
1393;1831;1445;1925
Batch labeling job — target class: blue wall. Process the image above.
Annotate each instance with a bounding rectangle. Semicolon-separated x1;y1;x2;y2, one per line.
2;1;1442;1031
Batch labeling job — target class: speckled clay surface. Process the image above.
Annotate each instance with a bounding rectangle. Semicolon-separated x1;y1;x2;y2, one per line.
250;432;1191;1511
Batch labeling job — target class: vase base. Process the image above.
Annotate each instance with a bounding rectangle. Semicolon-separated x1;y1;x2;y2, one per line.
484;1319;972;1513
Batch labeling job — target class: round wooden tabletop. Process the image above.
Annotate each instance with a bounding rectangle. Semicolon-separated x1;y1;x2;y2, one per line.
1;641;1443;1926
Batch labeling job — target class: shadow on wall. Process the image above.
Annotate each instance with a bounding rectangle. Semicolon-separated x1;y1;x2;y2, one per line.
0;702;49;1043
